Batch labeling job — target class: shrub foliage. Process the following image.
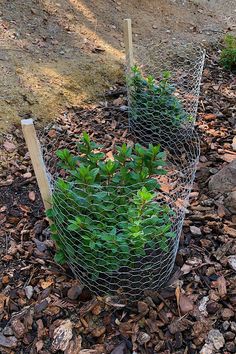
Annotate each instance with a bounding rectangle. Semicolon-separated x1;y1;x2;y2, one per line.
47;133;175;276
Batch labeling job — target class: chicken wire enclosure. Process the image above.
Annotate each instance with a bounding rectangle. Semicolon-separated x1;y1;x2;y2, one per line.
128;40;206;127
33;34;205;299
41;129;200;299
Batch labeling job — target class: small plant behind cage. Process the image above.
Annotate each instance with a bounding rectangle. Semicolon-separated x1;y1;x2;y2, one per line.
220;34;236;71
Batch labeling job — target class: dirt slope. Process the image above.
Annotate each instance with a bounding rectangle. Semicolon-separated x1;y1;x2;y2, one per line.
0;0;235;131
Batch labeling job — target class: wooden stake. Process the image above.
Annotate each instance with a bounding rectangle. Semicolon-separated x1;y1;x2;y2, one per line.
21;119;52;211
124;18;134;72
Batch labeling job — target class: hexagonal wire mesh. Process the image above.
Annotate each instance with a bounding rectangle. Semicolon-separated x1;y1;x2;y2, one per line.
39;39;205;299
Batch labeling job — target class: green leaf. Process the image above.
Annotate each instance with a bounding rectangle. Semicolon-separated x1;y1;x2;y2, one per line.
54;251;66;264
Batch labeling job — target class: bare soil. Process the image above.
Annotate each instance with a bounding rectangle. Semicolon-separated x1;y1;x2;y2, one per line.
0;0;235;132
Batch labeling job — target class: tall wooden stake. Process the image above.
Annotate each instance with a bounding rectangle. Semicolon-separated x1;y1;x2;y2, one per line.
21;119;52;211
124;18;134;72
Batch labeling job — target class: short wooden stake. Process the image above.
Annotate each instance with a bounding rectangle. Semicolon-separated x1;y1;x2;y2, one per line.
124;18;134;72
21;119;52;211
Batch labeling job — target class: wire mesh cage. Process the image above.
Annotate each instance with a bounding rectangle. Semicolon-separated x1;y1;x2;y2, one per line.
39;39;205;299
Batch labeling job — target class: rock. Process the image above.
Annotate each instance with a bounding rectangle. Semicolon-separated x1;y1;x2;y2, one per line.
228;256;236;271
67;285;83;300
25;285;34;300
0;334;18;349
198;296;209;316
223;321;230;331
207;329;225;350
200;343;214;354
209;159;236;194
11;318;26;338
230;322;236;333
2;327;14;336
221;308;234;321
137;332;151;345
190;226;202;235
225;342;236;353
225;191;236;214
51;319;73;352
3;141;16;153
224;331;235;341
206;301;221;314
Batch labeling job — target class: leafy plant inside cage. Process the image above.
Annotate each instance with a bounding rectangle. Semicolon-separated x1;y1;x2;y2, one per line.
220;34;236;71
47;133;175;277
128;65;193;132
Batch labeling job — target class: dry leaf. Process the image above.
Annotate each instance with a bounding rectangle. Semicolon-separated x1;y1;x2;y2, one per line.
40;278;54;289
175;285;181;315
179;294;194;315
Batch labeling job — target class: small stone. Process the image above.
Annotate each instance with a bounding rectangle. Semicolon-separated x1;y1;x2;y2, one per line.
200;343;214;354
223;321;230;331
207;329;225;350
225;342;236;353
224;331;235;341
230;322;236;333
221;308;234;321
0;334;18;348
25;285;34;300
3;327;14;336
190;226;202;235
206;301;221;314
67;285;83;300
11;319;26;338
228;256;236;271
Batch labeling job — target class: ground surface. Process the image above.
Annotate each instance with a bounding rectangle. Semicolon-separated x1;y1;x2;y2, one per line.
0;49;236;353
0;0;235;131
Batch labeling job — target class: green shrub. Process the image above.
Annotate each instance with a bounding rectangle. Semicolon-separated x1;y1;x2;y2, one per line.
220;34;236;71
128;65;193;130
47;132;175;277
